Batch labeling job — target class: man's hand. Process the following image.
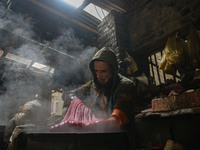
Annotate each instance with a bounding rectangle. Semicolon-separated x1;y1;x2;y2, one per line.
84;119;120;131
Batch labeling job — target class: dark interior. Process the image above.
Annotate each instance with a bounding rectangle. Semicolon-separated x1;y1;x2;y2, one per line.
0;0;200;150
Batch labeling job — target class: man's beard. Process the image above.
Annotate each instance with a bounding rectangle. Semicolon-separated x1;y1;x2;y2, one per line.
94;74;114;92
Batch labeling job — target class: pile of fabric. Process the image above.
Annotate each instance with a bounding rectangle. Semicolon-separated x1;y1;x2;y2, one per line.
49;97;107;132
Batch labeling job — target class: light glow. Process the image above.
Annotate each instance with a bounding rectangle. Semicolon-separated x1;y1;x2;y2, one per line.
63;0;84;8
84;3;109;21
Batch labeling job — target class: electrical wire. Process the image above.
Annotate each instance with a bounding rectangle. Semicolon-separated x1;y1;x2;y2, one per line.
101;8;106;19
94;4;103;21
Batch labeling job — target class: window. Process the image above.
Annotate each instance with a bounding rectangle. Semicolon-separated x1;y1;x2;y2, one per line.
148;50;181;85
84;3;109;21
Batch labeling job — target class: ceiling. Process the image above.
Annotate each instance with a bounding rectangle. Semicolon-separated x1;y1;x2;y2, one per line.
3;0;135;46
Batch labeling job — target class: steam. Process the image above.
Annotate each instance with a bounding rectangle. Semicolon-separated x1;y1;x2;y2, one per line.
51;27;97;89
0;2;97;125
0;3;41;124
0;2;110;134
0;5;35;40
51;28;84;57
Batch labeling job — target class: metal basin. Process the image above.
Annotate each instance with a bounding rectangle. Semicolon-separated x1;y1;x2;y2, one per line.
14;131;130;150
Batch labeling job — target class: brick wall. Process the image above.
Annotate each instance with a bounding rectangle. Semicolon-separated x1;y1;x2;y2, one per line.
97;10;132;75
98;10;130;52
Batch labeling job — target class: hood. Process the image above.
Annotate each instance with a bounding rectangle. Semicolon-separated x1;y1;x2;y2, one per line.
89;47;118;75
89;47;119;93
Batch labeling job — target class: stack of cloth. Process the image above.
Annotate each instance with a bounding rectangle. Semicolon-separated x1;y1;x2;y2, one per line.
49;97;106;132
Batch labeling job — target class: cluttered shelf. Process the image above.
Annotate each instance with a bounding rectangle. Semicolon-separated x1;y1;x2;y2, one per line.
135;106;200;119
135;85;200;119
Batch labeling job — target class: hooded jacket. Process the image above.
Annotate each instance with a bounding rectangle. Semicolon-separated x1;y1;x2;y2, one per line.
72;47;137;127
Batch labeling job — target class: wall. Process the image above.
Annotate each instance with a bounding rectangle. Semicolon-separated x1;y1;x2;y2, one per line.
128;0;200;55
98;11;130;53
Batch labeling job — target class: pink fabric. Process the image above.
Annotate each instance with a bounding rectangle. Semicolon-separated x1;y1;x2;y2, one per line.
49;97;106;132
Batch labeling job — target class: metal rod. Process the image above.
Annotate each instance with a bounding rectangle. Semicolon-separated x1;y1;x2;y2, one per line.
26;42;51;69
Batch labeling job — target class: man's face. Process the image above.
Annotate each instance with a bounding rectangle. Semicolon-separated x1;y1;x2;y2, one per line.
94;61;112;85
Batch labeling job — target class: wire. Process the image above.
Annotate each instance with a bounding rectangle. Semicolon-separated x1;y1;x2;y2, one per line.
94;4;103;21
101;8;106;19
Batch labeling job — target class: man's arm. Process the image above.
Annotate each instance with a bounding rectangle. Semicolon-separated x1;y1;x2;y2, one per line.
111;83;137;128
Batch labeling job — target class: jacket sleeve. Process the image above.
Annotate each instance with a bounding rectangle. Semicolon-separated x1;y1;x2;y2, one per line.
112;82;137;126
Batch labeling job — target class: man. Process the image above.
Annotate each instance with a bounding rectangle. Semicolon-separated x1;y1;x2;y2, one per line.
62;47;138;130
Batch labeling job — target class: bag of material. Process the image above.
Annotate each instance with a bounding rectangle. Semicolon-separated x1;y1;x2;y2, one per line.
49;97;106;132
159;35;188;74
